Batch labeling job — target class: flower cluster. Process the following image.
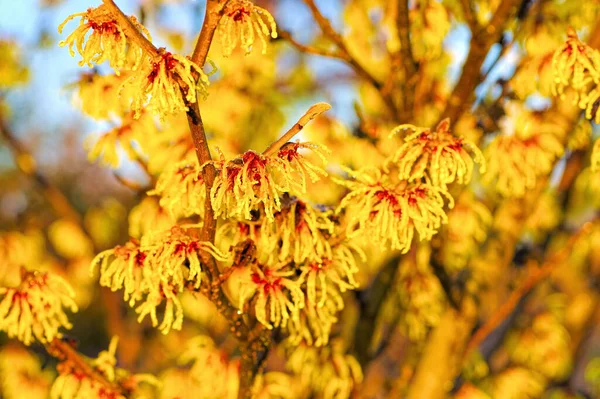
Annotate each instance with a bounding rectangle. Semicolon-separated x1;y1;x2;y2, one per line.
175;335;240;399
396;246;446;341
286;341;363;399
73;72;132;119
217;0;278;56
438;192;492;272
86;111;154;167
509;312;572;380
390;119;485;188
59;5;210;120
128;197;175;239
218;197;335;264
238;262;304;329
335;168;453;253
411;0;451;61
125;50;210;119
91;226;227;334
149;160;206;219
552;29;600;122
0;270;78;345
484;133;563;197
483;105;564;197
210;144;327;221
58;4;150;72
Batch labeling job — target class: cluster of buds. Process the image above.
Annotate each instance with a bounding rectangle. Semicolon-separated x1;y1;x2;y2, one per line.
0;269;78;346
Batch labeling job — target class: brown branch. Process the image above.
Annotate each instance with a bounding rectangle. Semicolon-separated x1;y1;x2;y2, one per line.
262;102;331;156
459;0;479;32
301;0;398;117
101;0;159;57
440;0;521;123
46;338;125;396
278;30;346;59
396;0;417;122
463;220;596;358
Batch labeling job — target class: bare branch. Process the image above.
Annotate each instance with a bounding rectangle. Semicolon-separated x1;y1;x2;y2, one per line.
263;102;331;157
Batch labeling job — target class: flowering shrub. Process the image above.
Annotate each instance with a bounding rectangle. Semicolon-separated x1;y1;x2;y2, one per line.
1;1;600;398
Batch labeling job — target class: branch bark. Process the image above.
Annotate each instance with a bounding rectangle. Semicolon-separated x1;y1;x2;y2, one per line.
440;0;521;123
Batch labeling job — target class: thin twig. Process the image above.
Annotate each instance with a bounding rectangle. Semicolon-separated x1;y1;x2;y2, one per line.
278;30;346;59
440;0;521;123
263;102;331;157
301;0;398;117
46;338;125;396
396;0;417;122
463;220;596;357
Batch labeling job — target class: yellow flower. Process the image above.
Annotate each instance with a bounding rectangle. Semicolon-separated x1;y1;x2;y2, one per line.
439;192;492;272
483;104;564;197
149;160;206;219
91;226;227;334
238;262;304;329
552;28;600;122
492;367;545;399
72;72;131;119
177;336;239;399
509;313;572;380
389;119;485;188
125;50;210;119
218;197;335;264
484;133;563;197
86;111;155;168
288;284;342;347
335;168;453;253
286;341;362;399
0;40;29;88
299;244;361;309
0;344;53;399
218;0;277;56
396;245;446;341
411;1;451;61
58;4;151;72
0;270;78;345
210;145;327;221
128;197;176;239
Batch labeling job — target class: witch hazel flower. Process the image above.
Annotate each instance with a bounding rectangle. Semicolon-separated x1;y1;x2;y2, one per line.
218;0;278;56
389;118;485;188
58;4;151;73
238;262;304;329
209;145;327;222
335;168;452;253
0;269;78;345
125;49;211;119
